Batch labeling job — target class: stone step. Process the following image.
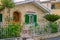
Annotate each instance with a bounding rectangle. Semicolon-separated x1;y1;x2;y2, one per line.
27;38;34;40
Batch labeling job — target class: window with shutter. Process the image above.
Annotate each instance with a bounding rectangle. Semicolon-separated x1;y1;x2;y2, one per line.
34;15;37;26
0;14;2;22
25;14;29;24
25;13;37;25
34;15;37;23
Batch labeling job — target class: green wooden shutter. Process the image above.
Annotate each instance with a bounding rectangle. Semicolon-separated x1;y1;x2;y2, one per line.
34;15;37;26
34;15;37;23
0;14;2;22
25;14;29;24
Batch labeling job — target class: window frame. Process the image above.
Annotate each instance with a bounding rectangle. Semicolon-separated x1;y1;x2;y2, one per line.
51;4;55;9
25;12;37;24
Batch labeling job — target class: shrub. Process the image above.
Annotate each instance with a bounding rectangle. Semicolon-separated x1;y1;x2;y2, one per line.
50;22;58;29
0;6;4;11
4;22;22;38
0;28;3;39
0;22;22;39
50;22;58;33
44;14;60;22
44;14;60;33
44;26;48;32
43;22;59;33
51;29;58;33
0;26;5;39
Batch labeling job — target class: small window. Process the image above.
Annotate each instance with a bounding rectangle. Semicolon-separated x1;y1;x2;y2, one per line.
0;14;2;22
51;4;55;9
25;13;37;24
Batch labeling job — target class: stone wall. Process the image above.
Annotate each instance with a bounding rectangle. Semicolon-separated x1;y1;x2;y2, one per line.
2;3;47;26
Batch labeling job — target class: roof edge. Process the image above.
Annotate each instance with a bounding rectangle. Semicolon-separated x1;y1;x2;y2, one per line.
15;0;51;13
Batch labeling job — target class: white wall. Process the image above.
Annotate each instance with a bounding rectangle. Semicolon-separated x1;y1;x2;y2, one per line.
14;0;25;2
40;0;50;2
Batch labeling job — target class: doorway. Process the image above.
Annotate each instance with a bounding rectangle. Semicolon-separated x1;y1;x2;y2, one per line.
13;11;20;22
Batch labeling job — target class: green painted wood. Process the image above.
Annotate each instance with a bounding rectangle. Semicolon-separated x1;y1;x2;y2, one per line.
0;14;2;22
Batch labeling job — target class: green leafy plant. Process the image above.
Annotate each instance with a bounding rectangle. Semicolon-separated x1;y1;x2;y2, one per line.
4;22;22;38
44;26;48;32
39;30;43;34
44;14;60;22
50;22;58;33
0;5;4;11
44;14;60;33
0;26;5;39
0;22;22;39
1;0;15;22
51;29;58;33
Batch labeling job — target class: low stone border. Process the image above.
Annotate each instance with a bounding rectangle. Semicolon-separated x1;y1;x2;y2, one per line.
39;32;60;40
3;32;59;40
29;32;60;40
0;37;20;40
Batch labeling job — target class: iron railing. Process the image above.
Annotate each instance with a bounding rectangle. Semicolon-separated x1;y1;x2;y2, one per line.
24;22;60;36
0;23;21;39
0;22;60;40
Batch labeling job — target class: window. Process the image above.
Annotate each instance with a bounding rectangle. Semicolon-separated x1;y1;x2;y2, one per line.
51;4;55;9
25;13;37;24
0;14;2;22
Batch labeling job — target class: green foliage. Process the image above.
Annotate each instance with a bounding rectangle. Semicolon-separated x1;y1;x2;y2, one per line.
50;22;58;29
39;30;43;34
1;0;15;22
44;14;59;33
50;22;58;33
0;6;4;11
0;28;3;39
44;26;48;32
44;14;60;22
5;22;22;38
0;0;15;22
1;0;15;8
43;22;59;33
51;29;58;33
0;22;22;39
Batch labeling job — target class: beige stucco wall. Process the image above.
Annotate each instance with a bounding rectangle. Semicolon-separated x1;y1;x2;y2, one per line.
51;3;60;9
55;3;60;9
2;3;47;25
52;3;60;15
52;9;60;15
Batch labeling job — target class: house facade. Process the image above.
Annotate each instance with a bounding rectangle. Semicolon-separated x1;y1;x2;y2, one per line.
0;0;50;27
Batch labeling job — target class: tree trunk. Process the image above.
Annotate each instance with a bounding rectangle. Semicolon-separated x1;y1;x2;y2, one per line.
7;8;10;22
